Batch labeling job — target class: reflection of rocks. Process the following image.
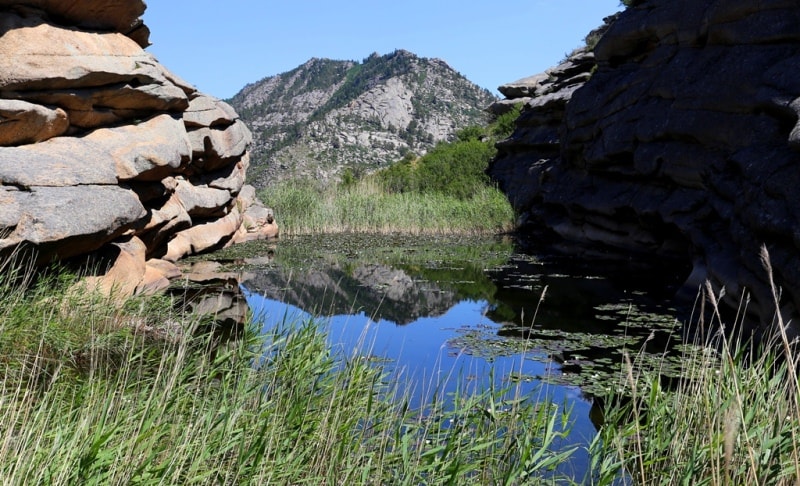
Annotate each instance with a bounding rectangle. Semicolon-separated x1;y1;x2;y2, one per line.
170;262;252;346
178;260;255;289
480;254;687;398
242;263;457;325
352;264;415;301
182;288;248;330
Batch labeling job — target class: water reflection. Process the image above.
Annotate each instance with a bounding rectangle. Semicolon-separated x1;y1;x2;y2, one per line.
242;290;596;478
242;261;461;325
233;234;688;479
238;235;686;395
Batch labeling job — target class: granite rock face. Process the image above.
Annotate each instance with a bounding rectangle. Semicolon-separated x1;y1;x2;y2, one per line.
229;50;497;187
0;1;277;294
488;1;800;334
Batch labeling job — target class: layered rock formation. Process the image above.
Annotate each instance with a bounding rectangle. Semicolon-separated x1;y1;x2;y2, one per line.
489;1;800;335
0;0;277;294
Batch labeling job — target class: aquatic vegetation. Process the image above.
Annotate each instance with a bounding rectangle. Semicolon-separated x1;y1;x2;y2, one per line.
589;275;800;485
447;299;694;398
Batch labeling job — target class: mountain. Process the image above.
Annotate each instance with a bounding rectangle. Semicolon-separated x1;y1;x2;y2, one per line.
228;49;497;187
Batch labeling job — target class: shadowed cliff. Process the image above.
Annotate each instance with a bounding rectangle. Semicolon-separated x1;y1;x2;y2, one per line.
489;0;800;336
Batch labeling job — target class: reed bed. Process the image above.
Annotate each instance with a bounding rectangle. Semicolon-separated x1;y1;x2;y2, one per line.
3;246;800;484
0;261;575;485
589;249;800;485
258;178;515;236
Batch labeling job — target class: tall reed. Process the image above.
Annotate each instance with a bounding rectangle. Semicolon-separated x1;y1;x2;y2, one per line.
258;178;515;236
589;253;800;485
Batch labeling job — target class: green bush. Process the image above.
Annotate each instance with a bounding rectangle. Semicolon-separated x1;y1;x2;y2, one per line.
412;139;495;199
260;100;521;235
375;102;521;201
491;103;522;139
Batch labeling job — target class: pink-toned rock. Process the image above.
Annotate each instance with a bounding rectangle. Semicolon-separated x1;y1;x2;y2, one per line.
0;0;148;45
188;120;252;172
236;184;259;208
0;185;147;261
0;114;190;188
163;206;243;262
138;192;192;253
190;157;248;194
137;258;181;295
145;258;182;280
0;12;183;99
81;235;147;298
138;265;171;295
183;95;238;128
228;184;279;244
0;1;274;294
174;176;233;218
11;82;189;129
0;99;69;146
0;187;21;228
231;201;279;244
106;115;192;181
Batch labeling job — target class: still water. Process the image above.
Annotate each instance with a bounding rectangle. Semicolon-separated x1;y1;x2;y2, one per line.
235;234;688;479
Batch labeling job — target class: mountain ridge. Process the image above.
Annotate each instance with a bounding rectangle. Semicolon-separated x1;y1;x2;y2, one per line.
228;49;497;188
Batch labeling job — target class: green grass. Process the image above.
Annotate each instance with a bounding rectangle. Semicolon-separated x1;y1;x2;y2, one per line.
4;245;800;484
257;106;521;237
589;254;800;485
259;177;515;236
0;261;577;485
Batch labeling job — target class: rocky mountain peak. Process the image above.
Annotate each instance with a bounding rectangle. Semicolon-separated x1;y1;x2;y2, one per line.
228;50;497;187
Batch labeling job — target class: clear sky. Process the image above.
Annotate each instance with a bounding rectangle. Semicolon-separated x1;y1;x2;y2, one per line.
143;1;623;100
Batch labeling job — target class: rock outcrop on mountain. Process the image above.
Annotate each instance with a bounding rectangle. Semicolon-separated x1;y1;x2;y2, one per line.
0;0;277;295
488;1;800;336
229;50;497;187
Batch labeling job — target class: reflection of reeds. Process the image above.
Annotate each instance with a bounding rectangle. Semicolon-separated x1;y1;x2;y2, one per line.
0;260;577;484
591;249;800;485
258;178;515;236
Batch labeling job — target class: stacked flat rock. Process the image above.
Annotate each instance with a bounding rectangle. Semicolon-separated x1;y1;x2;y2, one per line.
0;0;277;294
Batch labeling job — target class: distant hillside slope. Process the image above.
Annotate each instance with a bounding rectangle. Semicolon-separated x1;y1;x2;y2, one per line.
228;49;497;188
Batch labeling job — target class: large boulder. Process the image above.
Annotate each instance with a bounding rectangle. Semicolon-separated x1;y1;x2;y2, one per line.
0;185;147;261
0;0;149;46
488;1;800;336
0;1;277;296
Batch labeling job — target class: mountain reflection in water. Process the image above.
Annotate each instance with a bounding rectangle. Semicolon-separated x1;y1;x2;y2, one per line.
235;234;688;479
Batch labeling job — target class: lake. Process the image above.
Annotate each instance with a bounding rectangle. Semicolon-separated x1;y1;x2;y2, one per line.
227;233;690;479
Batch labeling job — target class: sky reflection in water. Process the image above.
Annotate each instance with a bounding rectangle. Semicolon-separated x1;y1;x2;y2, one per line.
243;290;596;477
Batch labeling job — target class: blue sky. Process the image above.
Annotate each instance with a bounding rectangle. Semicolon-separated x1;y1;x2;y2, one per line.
144;1;623;100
